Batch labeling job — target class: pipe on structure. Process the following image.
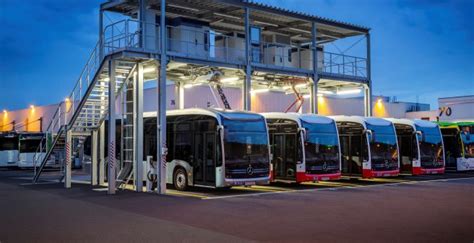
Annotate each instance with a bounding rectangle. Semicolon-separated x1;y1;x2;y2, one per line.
175;82;185;110
65;130;72;189
99;119;105;185
243;7;251;111
99;9;104;60
310;21;319;114
365;33;372;117
134;63;144;191
91;130;98;186
107;59;117;195
156;0;167;195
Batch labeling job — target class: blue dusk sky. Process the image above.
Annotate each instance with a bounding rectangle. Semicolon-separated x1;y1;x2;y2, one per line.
0;0;473;110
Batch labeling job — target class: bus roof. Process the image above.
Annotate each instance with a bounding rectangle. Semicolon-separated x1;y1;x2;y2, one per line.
330;116;393;128
144;108;265;122
261;112;335;127
386;118;439;129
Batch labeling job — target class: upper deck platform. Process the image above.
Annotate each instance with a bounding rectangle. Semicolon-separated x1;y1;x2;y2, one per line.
100;0;370;82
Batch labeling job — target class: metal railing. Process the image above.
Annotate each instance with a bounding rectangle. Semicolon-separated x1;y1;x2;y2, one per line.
103;19;160;54
322;52;367;78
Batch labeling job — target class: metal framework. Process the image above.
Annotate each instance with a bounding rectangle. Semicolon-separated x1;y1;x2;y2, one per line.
31;0;372;195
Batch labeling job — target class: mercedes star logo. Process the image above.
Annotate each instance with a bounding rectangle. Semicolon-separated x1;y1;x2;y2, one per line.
247;165;254;175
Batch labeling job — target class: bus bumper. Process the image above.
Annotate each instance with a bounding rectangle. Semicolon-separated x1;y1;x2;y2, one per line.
363;169;399;178
296;172;341;182
224;176;270;186
413;167;445;175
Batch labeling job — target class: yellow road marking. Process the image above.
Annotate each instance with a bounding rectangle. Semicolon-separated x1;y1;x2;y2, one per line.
251;185;295;191
166;190;209;199
361;178;408;183
233;186;282;192
318;181;364;187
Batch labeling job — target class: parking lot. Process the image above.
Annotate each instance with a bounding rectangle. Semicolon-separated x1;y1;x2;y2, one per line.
1;169;473;242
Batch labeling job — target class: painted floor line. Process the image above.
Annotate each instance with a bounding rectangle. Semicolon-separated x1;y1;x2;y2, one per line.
202;176;474;200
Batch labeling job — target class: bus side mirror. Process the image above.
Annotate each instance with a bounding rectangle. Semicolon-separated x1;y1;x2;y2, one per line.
415;131;425;142
365;129;374;142
298;128;308;141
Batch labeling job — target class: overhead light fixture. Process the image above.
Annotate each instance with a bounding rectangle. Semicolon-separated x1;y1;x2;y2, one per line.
318;90;334;95
183;83;195;89
317;93;324;97
143;67;157;74
294;83;307;88
220;77;239;83
336;89;361;95
303;94;311;99
250;88;269;94
3;109;7;114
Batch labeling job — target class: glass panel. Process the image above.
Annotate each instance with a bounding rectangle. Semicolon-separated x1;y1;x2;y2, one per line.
0;136;19;151
366;124;398;171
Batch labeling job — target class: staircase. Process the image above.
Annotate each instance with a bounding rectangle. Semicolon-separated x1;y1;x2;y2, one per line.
32;41;137;183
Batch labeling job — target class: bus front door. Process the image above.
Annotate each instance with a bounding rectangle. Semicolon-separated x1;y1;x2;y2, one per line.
340;135;363;176
193;132;216;186
272;134;297;180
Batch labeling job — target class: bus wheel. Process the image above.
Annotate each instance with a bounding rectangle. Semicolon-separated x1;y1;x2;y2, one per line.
173;168;188;191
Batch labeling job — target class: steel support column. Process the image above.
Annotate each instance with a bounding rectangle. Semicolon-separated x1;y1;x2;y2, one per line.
156;0;167;195
243;7;252;111
365;33;372;117
310;22;319;114
91;130;98;186
64;130;72;189
134;64;144;191
107;59;117;194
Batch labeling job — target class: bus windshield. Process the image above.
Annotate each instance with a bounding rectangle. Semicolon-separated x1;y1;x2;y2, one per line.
223;118;269;166
416;125;444;167
301;120;340;173
20;138;43;153
0;136;19;151
366;123;398;171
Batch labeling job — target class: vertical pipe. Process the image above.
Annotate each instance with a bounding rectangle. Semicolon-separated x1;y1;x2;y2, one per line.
175;82;185;110
365;32;372;117
99;9;104;60
65;130;72;189
156;0;167;195
91;130;98;186
310;22;319;114
139;0;147;49
243;7;251;111
99;121;105;185
134;63;144;191
107;59;116;194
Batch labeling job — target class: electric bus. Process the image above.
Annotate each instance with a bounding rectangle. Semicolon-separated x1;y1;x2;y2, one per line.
332;116;400;178
143;108;271;191
17;132;55;168
262;113;341;183
387;118;445;175
438;121;474;171
0;132;19;167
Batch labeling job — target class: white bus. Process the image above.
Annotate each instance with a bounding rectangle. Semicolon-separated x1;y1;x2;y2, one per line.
332;116;400;178
144;108;271;190
387;119;445;175
262;113;341;183
0;132;19;167
18;132;55;168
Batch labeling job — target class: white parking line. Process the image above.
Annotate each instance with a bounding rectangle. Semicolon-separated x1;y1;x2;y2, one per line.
202;177;474;200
